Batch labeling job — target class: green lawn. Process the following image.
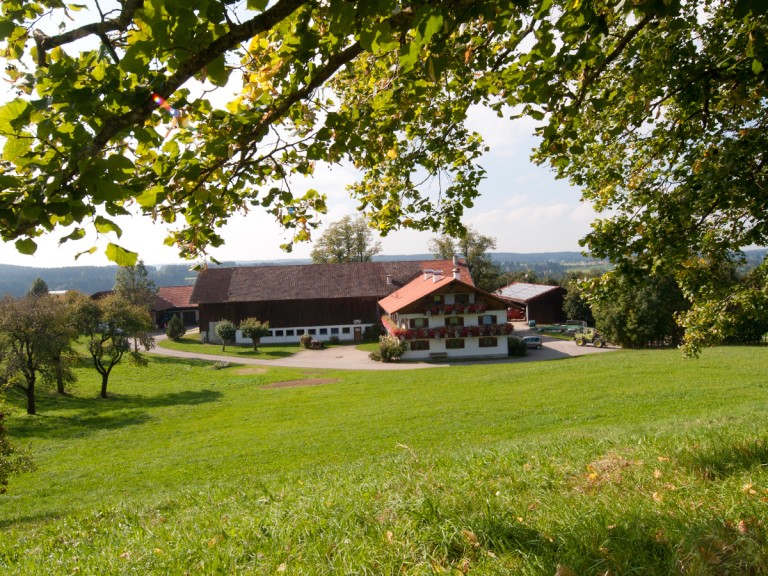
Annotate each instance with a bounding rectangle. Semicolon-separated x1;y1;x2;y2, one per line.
157;335;302;359
2;347;767;574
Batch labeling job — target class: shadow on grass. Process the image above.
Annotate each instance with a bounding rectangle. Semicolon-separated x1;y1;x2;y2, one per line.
678;436;768;480
158;338;297;360
7;388;223;440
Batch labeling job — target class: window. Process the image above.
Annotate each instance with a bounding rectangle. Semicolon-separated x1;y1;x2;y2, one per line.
319;328;328;335
275;330;284;337
296;329;304;335
432;295;444;305
342;327;351;334
331;327;339;335
479;314;497;325
479;337;498;348
445;338;465;349
454;293;470;304
308;329;316;335
286;329;295;336
445;316;464;327
410;340;430;351
409;317;430;329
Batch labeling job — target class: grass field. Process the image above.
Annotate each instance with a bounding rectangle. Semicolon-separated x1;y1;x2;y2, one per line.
2;347;767;574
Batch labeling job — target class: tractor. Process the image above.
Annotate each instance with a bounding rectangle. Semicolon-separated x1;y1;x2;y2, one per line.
574;326;606;348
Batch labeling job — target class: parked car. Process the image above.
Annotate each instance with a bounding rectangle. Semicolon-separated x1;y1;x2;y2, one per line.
522;336;542;349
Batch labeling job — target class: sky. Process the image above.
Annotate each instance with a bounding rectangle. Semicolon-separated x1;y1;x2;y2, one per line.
0;7;598;269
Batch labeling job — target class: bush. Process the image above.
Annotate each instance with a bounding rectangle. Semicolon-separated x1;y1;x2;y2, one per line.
363;324;385;342
165;315;186;341
378;335;406;363
214;320;237;351
239;317;270;351
329;335;340;345
507;336;527;357
299;333;313;349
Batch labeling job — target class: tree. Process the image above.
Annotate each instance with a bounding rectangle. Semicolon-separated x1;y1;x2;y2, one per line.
562;282;595;326
2;1;766;351
26;278;48;297
113;261;158;352
0;295;71;414
310;216;382;263
588;270;690;349
239;318;270;352
165;315;186;342
72;295;155;399
214;320;237;352
429;227;500;291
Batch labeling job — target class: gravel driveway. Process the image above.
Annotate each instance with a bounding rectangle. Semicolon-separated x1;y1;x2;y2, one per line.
149;324;617;371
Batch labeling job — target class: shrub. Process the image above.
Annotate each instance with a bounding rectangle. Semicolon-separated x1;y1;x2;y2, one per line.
507;336;527;357
165;315;186;341
378;335;406;363
363;323;385;342
299;333;313;349
329;335;340;345
239;317;270;351
214;320;237;351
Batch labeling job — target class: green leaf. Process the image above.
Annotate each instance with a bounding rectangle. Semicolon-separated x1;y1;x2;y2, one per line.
59;227;86;244
752;59;763;74
0;99;32;133
2;134;32;163
95;216;123;237
205;55;229;87
15;238;37;255
105;243;138;266
246;0;268;9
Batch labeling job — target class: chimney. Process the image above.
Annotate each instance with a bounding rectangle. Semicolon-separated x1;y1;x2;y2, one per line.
432;269;444;283
452;254;459;266
386;274;393;285
423;269;433;280
452;268;460;280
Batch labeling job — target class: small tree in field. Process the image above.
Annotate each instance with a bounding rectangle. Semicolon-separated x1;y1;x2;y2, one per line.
73;295;155;399
214;320;236;352
165;315;186;341
239;318;270;352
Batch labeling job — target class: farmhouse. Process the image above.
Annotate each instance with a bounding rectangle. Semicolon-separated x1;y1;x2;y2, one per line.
496;282;566;325
379;268;512;360
190;260;469;345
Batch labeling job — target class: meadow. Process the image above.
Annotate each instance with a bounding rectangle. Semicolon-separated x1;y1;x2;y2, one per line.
1;347;767;574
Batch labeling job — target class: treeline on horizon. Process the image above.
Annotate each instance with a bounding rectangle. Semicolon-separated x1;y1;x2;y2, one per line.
1;249;765;299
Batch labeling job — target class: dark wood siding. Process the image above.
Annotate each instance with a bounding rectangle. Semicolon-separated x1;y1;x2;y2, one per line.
526;289;566;325
199;297;383;333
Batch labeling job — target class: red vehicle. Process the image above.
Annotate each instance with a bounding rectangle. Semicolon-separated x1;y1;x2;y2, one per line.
506;307;525;321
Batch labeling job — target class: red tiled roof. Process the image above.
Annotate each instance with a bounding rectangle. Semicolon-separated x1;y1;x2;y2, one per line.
379;273;507;314
190;260;471;304
154;285;196;311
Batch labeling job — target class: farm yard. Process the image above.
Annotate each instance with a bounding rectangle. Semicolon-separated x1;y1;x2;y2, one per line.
2;345;767;574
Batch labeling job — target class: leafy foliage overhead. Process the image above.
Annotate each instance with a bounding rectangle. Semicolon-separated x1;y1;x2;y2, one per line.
1;1;766;285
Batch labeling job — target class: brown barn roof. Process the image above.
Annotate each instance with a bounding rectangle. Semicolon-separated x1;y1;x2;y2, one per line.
190;260;471;304
154;285;196;311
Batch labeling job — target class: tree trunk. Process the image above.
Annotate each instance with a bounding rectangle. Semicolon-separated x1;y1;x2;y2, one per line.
55;358;65;395
100;373;110;399
252;338;260;352
25;381;36;415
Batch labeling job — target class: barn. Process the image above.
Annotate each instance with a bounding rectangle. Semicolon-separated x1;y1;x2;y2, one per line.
496;282;566;326
190;259;469;344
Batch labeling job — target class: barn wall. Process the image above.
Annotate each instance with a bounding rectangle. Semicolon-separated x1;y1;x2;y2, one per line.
526;289;566;325
198;297;382;335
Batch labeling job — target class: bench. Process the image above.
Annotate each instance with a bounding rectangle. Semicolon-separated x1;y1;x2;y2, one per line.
428;352;448;360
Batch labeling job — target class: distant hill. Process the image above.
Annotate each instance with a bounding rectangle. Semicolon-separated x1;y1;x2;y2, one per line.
1;249;764;298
